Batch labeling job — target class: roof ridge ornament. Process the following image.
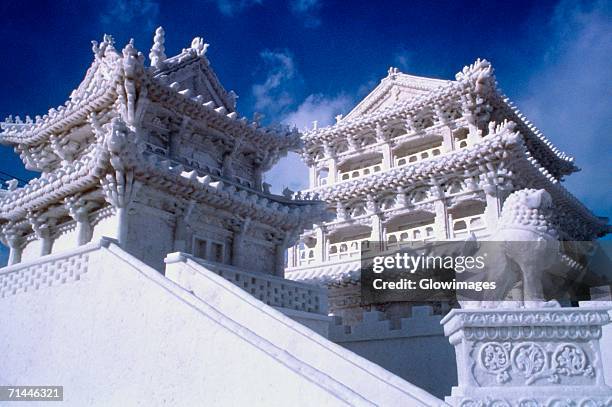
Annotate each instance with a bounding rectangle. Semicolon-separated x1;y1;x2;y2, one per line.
455;58;496;94
91;34;116;60
387;66;400;79
190;36;209;56
149;26;167;70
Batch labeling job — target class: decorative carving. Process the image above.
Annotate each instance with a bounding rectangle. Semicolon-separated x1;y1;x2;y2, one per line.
512;343;547;383
149;26;167;69
552;344;594;379
479;342;511;383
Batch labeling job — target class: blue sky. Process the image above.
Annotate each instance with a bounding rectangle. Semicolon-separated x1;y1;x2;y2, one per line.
0;0;610;264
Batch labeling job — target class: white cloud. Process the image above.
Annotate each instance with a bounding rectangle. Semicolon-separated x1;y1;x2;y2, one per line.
264;93;353;194
518;0;612;215
212;0;263;16
282;93;353;131
263;152;309;194
289;0;322;28
252;47;354;194
392;47;412;72
100;0;160;30
252;50;300;118
264;93;353;193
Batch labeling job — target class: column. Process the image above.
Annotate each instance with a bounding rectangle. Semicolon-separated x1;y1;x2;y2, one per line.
376;123;392;170
434;199;449;239
483;188;502;233
381;143;392;170
28;213;56;256
1;226;24;266
232;217;251;268
286;246;295;268
274;243;286;277
441;126;453;152
314;225;326;263
100;171;139;247
253;166;263;191
328;157;337;185
370;214;382;243
309;166;317;189
65;196;93;246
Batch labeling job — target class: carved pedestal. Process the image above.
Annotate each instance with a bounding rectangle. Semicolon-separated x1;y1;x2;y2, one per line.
442;307;612;407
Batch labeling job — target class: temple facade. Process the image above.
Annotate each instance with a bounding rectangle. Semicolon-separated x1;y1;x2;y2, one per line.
286;61;610;323
0;29;322;276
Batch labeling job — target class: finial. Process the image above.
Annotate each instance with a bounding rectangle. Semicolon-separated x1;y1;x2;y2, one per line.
387;66;399;77
335;114;343;123
312;120;318;130
149;26;167;69
191;36;209;56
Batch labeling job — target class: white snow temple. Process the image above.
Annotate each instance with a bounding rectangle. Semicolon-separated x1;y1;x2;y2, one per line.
0;28;611;406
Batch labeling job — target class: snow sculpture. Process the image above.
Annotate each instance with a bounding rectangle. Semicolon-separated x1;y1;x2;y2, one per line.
462;188;562;309
149;26;166;69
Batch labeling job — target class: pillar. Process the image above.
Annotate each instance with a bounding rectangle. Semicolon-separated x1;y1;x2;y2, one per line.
65;197;93;246
314;225;326;263
328;157;337;184
370;214;382;243
441;126;453;152
309;166;317;189
434;199;449;239
274;243;285;277
232;217;251;268
483;190;502;232
286;246;295;268
381;143;392;170
3;231;24;266
253;166;263;191
28;214;56;256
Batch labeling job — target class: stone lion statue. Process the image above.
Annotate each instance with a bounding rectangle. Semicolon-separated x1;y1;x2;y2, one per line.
461;188;561;309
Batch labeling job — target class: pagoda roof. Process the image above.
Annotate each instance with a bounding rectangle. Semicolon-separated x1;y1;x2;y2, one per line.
0;32;299;155
303;60;578;180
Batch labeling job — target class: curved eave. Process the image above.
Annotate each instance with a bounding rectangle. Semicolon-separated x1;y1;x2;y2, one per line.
0;151;324;228
145;76;300;152
0;88;119;147
510;153;610;238
140;158;325;229
489;92;578;177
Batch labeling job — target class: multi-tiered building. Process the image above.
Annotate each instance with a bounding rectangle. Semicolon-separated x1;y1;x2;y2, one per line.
0;29;322;276
286;61;610;323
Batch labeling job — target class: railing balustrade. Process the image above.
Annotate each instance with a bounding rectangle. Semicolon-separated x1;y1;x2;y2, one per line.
395;145;443;167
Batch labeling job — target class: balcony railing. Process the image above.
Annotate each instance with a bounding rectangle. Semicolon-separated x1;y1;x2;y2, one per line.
386;224;436;250
395;145;443;167
328;238;371;261
338;163;383;182
297;247;316;266
451;214;486;238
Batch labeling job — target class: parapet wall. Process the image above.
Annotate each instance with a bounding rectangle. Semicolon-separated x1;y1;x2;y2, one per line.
329;305;457;399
